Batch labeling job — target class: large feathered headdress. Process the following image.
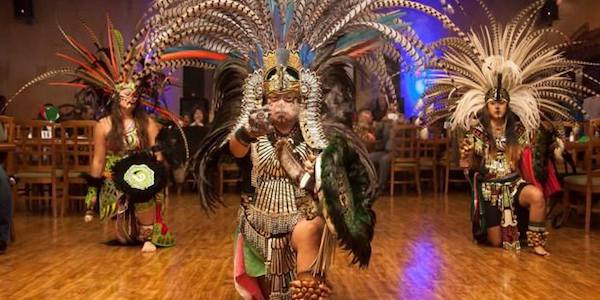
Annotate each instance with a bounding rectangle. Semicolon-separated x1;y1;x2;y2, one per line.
130;0;471;211
6;15;223;119
133;1;471;269
7;16;198;160
420;0;599;134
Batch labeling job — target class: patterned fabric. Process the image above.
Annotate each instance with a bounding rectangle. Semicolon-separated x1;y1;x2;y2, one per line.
470;123;529;250
238;135;314;300
99;126;174;247
84;187;97;210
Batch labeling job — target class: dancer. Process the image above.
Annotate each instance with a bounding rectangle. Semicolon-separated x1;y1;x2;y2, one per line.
132;0;471;298
420;1;598;255
7;18;186;251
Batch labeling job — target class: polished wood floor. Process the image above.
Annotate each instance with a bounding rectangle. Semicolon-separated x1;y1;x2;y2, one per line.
2;191;600;300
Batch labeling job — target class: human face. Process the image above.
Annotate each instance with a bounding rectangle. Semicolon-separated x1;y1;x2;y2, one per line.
358;111;374;125
486;99;508;121
267;91;300;127
118;88;137;114
193;109;204;123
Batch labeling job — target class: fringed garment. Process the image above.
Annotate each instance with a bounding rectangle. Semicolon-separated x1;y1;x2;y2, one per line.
469;124;529;250
235;132;316;300
98;125;174;247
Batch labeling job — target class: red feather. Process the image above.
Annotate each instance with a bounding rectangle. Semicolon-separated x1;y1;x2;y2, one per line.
160;50;227;62
47;82;88;89
56;52;111;87
141;100;182;123
106;15;119;79
67;37;113;80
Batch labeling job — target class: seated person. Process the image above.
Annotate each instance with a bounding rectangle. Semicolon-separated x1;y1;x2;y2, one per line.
355;109;393;195
0;95;11;254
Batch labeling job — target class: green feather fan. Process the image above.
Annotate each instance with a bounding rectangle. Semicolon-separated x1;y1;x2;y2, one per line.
320;135;376;267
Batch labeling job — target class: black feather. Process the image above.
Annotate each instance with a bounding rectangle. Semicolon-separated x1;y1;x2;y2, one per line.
193;59;250;213
320;134;377;267
111;151;167;203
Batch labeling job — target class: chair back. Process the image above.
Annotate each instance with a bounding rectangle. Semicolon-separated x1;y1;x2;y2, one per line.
60;120;96;174
551;120;580;139
582;119;600;190
14;120;60;173
0;116;16;143
417;128;437;163
391;125;419;163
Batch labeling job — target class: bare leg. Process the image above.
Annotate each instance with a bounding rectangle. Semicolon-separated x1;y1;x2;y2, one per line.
290;217;332;299
115;202;133;244
487;226;502;247
519;185;550;256
291;217;324;273
136;205;157;252
114;221;128;244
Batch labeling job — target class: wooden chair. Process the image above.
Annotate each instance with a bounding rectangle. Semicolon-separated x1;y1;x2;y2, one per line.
390;125;421;197
0;116;16;143
440;130;470;197
551;120;583;172
562;118;600;234
173;162;197;196
60;120;96;217
0;116;16;241
219;161;241;196
13;120;61;217
417;129;439;194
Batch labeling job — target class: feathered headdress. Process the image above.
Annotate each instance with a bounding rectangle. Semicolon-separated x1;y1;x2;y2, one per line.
420;0;599;134
5;16;217;161
6;15;225;119
132;0;470;268
131;0;469;204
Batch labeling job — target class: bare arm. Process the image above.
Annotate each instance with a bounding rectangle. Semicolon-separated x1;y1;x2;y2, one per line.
147;117;164;161
85;119;107;221
229;135;250;158
90;119;108;177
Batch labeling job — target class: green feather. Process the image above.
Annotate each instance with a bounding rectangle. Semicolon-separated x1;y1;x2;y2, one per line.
320;135;376;267
112;29;125;74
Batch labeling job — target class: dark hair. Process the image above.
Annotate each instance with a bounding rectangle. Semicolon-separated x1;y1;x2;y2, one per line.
357;109;372;118
478;105;522;165
106;95;150;153
191;106;204;115
189;105;205;121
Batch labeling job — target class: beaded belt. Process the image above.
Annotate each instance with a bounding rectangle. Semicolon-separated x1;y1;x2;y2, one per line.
241;203;301;237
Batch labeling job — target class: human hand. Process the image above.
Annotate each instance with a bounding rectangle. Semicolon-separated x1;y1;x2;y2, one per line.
246;106;271;137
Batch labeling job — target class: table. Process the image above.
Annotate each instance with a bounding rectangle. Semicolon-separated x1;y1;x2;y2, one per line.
0;143;16;152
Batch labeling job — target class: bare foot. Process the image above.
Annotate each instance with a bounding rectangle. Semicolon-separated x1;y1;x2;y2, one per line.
533;245;550;256
141;241;157;252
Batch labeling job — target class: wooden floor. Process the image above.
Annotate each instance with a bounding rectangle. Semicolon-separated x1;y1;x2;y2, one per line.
2;191;600;300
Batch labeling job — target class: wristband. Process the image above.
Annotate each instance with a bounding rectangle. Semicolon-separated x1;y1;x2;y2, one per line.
235;127;258;146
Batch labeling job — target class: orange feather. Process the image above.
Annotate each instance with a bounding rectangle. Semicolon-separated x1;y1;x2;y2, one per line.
56;52;111;87
47;82;88;89
106;15;119;79
160;50;227;62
